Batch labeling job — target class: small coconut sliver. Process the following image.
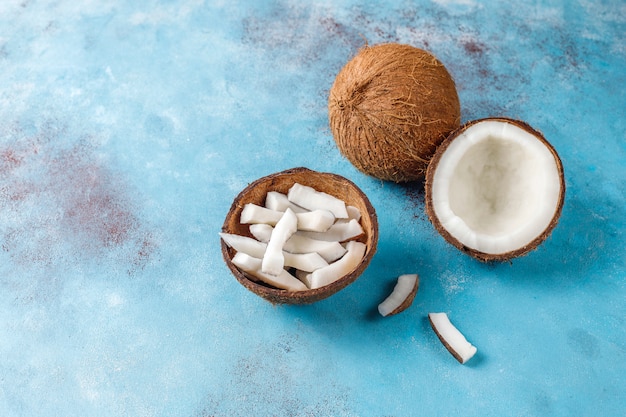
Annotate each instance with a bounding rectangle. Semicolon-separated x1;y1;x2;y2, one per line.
428;312;477;364
378;274;420;317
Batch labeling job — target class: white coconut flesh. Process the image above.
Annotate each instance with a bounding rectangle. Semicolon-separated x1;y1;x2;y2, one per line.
430;120;562;255
428;312;477;364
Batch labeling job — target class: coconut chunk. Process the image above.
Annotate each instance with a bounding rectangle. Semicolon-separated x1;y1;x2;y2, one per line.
306;240;366;289
296;218;364;242
262;208;297;276
219;232;268;259
295;269;313;289
248;223;276;243
346;205;362;221
240;203;283;225
294;209;335;232
378;274;419;317
240;203;334;232
284;252;329;273
265;191;308;213
287;183;349;219
232;252;308;291
250;224;347;262
428;312;477;364
219;233;328;272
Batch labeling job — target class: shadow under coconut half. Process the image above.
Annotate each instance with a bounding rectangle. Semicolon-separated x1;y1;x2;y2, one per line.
425;118;565;262
221;167;378;304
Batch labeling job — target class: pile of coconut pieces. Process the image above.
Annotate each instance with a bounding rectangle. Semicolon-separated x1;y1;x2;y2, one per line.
378;274;477;364
221;182;477;364
220;183;367;292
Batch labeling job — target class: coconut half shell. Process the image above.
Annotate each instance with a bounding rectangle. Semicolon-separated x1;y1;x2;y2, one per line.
328;43;461;182
221;167;378;304
425;118;565;262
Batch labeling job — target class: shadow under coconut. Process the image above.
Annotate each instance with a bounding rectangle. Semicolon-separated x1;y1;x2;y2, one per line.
391;173;616;291
277;272;390;324
472;191;617;289
274;248;422;334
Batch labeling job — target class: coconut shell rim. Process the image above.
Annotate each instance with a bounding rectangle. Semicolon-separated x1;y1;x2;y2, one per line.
424;117;566;262
221;167;379;304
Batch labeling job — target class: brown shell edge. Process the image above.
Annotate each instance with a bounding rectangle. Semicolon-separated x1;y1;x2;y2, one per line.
424;117;566;262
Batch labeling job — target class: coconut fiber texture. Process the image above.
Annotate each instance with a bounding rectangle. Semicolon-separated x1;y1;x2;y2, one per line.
329;43;461;182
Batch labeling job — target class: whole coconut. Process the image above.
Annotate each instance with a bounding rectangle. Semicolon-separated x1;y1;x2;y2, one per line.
328;43;461;182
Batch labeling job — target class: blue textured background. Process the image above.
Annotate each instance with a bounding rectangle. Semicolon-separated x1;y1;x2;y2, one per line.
1;1;624;416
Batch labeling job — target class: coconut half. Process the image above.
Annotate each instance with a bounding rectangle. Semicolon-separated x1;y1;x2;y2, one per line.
425;118;565;262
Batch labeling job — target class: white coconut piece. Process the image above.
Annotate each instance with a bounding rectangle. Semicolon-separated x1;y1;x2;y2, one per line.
219;233;328;272
426;118;564;261
232;252;307;291
219;232;267;258
285;235;347;263
296;218;364;242
294;209;335;232
248;223;276;242
377;274;419;317
428;312;477;364
307;240;366;289
240;203;334;232
346;205;362;221
265;191;308;213
240;203;282;225
250;223;347;262
287;183;349;219
284;252;329;272
262;208;297;276
295;269;313;289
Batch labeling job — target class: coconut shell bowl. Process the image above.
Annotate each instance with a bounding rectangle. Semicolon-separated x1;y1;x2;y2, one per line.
221;167;378;304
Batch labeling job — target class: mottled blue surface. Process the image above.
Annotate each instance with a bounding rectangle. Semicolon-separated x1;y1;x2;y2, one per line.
1;1;625;416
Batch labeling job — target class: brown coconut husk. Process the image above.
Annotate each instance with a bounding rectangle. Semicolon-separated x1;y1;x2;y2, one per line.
329;43;461;183
424;117;566;262
221;167;378;304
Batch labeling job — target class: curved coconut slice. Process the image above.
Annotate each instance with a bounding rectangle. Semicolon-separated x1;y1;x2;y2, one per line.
425;118;565;262
262;208;298;276
265;191;308;213
232;252;308;292
307;240;366;289
428;312;477;364
377;274;420;317
240;203;335;232
296;218;364;242
219;233;328;272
